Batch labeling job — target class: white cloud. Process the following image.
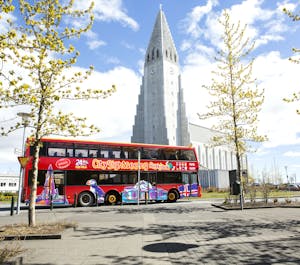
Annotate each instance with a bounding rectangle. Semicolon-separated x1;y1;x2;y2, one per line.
283;151;300;157
121;41;135;50
179;1;300;152
94;0;139;31
69;1;139;50
87;39;106;50
252;51;300;148
83;30;106;50
0;12;16;33
228;0;294;49
181;0;293;55
291;164;300;168
52;66;141;140
181;52;216;128
73;0;139;31
180;0;219;39
277;1;297;13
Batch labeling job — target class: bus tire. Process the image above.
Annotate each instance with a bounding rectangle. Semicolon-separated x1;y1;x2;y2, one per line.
167;190;178;203
78;191;94;207
105;191;120;205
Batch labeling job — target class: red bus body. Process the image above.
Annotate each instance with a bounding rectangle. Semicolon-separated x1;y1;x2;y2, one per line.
22;138;201;206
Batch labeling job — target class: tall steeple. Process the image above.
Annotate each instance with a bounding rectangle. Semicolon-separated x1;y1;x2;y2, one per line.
131;8;190;146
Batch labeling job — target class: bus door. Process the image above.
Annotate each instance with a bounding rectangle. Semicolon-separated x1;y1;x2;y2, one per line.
182;173;198;197
53;171;66;201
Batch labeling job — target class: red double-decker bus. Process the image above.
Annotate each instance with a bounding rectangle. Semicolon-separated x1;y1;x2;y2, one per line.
22;138;201;206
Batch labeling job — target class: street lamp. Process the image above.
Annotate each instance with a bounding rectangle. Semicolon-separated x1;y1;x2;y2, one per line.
16;112;31;214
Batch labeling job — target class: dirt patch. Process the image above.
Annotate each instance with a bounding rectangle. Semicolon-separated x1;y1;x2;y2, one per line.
0;221;77;263
0;241;24;264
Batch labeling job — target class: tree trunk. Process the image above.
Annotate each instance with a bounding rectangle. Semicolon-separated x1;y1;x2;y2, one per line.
236;152;244;210
28;142;40;227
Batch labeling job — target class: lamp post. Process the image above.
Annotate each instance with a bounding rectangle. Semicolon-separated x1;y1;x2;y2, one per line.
284;165;290;192
16;112;31;214
137;150;141;205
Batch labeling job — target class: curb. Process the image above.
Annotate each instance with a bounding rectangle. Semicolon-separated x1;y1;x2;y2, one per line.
1;234;61;240
212;203;300;210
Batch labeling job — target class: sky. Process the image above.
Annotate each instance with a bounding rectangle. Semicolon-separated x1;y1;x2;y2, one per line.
0;0;300;183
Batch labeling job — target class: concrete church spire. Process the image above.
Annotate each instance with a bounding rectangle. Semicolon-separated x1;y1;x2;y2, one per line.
131;8;190;146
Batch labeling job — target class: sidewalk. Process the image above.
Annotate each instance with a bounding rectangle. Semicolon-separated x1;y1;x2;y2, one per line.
1;200;300;264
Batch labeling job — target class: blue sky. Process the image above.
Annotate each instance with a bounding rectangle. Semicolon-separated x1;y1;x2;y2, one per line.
1;0;300;183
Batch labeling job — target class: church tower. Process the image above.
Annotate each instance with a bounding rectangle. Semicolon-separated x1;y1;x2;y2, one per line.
131;7;190;146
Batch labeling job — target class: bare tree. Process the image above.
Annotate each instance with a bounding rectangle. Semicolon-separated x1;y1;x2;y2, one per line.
199;10;267;208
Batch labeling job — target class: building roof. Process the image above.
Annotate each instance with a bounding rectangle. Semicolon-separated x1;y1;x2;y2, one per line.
189;123;223;145
146;8;177;61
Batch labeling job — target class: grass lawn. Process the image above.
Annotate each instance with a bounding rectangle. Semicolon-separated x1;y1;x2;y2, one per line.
198;190;300;200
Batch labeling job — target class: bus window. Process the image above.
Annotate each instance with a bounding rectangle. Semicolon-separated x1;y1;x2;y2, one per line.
180;150;196;161
66;171;97;185
148;149;159;159
141;148;151;159
127;172;137;184
99;150;108;158
107;149;113;158
48;148;66;157
122;172;136;184
39;144;47;156
89;149;98;157
99;173;109;183
75;149;88;158
128;147;138;159
108;148;121;159
98;173;122;184
164;172;181;183
111;173;121;183
190;173;198;184
113;150;120;158
182;173;189;184
164;149;177;160
156;172;181;183
66;148;73;157
120;148;128;159
155;149;165;160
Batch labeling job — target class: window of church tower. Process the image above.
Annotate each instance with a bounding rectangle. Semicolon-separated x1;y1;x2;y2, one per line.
174;54;177;62
152;48;155;60
147;54;150;62
166;50;168;58
157;49;159;58
170;50;172;60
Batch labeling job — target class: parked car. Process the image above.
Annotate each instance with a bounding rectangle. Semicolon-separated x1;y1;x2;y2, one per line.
279;184;300;191
287;184;300;191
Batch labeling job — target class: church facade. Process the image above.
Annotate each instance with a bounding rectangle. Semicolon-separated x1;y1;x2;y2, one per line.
131;8;247;189
131;7;190;146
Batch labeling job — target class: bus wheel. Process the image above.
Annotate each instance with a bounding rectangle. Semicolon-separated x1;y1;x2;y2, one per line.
78;191;94;207
168;190;178;203
105;192;119;205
